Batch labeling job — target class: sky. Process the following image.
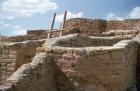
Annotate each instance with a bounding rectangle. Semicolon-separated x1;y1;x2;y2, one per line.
0;0;140;36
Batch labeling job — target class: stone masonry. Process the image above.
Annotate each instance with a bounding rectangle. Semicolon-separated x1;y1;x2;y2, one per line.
37;34;138;91
0;18;139;91
0;39;46;84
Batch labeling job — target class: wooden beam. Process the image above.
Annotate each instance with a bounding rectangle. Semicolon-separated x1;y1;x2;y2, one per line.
61;11;67;29
50;13;56;30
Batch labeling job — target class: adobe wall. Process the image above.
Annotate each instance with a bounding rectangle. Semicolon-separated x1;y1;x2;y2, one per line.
27;29;62;38
63;18;140;35
37;34;138;91
106;19;140;31
0;53;56;91
44;34;133;47
0;39;46;84
63;18;107;35
0;33;138;91
0;34;48;42
0;44;16;84
0;30;62;42
27;30;48;35
21;18;140;38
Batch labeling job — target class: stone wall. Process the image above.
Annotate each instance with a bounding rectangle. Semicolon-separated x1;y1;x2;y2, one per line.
1;18;140;42
0;33;138;91
0;44;17;84
37;34;138;91
0;30;63;42
106;19;140;31
0;53;56;91
44;34;133;48
63;18;106;35
0;34;47;42
27;30;48;35
0;39;46;84
63;18;140;35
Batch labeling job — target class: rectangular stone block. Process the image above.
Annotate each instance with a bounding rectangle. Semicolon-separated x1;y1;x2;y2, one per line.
9;55;17;59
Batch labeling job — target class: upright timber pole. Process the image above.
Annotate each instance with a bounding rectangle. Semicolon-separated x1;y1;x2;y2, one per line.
61;11;67;29
60;11;67;37
50;13;56;30
48;13;56;39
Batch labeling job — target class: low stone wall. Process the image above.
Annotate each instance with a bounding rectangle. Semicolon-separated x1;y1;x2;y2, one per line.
0;39;46;84
0;53;56;91
63;18;140;35
0;44;17;84
102;30;139;36
27;30;48;35
0;30;63;42
0;34;47;42
37;34;138;91
63;18;106;35
106;19;140;31
41;34;134;48
0;34;137;91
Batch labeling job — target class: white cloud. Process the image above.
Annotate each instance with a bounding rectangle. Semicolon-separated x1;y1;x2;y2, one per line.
0;21;27;35
106;12;124;20
12;29;27;35
0;15;15;20
0;21;11;29
14;26;21;30
129;6;140;18
1;0;58;17
106;6;140;20
13;25;27;35
56;11;83;22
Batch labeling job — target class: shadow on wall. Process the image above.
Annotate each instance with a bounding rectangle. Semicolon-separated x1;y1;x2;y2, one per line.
54;64;76;91
136;41;140;90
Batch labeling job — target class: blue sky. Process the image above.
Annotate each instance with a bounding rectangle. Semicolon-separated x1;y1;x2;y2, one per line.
0;0;140;36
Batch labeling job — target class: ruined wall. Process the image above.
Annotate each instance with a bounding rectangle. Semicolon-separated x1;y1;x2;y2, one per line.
63;18;140;35
0;30;63;42
0;45;16;84
37;34;138;91
52;34;132;47
13;40;45;69
27;30;48;35
1;18;139;41
106;19;140;31
0;34;47;42
0;40;46;84
0;53;56;91
63;18;106;35
27;30;62;38
0;33;138;91
15;18;139;38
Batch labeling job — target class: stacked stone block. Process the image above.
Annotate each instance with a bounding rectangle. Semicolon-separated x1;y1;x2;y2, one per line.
63;18;140;35
37;34;138;91
0;39;46;84
0;46;16;84
0;53;56;91
0;32;138;91
63;18;106;35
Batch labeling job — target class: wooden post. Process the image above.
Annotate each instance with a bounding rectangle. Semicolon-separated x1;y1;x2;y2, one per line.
48;13;56;39
50;13;56;30
59;11;67;37
61;11;67;29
